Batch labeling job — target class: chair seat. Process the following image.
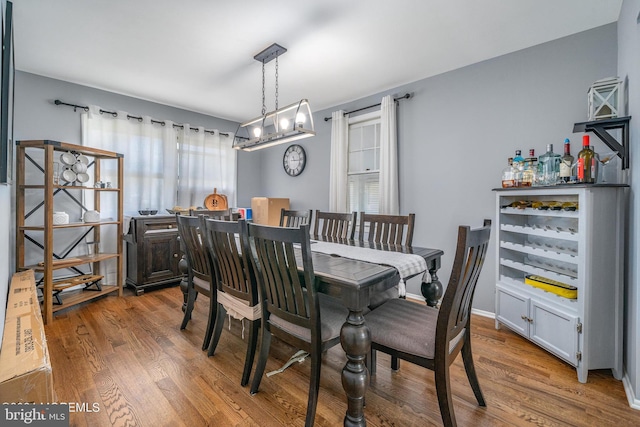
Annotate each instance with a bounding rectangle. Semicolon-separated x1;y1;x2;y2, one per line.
365;298;439;359
269;294;348;342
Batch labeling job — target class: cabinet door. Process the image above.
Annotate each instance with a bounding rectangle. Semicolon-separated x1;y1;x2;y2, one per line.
496;285;529;336
530;299;579;366
143;233;181;283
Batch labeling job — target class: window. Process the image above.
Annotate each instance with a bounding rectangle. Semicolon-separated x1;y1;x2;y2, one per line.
348;111;381;214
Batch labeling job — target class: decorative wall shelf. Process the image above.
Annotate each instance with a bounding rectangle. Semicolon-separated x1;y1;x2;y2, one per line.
573;116;631;169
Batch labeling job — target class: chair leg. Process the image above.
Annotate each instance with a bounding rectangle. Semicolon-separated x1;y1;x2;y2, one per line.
241;319;260;387
391;356;400;371
207;305;226;357
461;335;485;406
201;292;217;351
180;283;197;330
305;347;321;427
434;360;457;427
250;328;271;395
367;349;377;377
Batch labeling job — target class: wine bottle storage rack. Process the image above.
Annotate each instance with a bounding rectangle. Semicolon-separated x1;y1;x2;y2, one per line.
494;186;626;383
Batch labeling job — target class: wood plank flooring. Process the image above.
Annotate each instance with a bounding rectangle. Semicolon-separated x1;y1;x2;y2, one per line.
44;286;640;426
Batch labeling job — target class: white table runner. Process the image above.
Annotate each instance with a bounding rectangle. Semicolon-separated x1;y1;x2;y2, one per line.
309;240;427;297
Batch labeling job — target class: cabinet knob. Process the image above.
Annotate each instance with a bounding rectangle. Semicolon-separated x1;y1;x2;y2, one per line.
173;253;179;258
168;225;173;229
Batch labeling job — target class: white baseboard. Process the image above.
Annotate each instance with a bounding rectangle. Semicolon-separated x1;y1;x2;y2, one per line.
622;373;640;410
471;308;495;319
405;292;496;320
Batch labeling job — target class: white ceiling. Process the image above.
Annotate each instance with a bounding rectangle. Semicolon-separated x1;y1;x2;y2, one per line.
13;0;622;123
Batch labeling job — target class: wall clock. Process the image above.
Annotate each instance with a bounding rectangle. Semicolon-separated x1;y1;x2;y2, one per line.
283;144;306;177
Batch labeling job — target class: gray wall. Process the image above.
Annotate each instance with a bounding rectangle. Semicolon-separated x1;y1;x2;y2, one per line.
252;24;619;312
618;0;640;407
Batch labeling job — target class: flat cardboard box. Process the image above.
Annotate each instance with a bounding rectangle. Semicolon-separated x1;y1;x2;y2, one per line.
251;197;290;226
0;270;55;403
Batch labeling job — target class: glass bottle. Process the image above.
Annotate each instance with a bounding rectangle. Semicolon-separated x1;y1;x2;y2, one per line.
577;135;597;183
501;157;516;188
513;150;524;187
521;149;537;187
559;138;574;183
538;144;561;185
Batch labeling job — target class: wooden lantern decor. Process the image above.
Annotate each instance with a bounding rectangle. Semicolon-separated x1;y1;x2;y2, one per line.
588;77;623;120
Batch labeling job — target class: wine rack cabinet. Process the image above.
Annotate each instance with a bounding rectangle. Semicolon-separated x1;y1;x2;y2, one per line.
494;185;626;383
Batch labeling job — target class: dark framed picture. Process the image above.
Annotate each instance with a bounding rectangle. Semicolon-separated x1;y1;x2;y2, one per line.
0;0;14;184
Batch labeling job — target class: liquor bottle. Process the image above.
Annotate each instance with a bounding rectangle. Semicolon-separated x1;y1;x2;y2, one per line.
513;150;524;187
521;149;537;187
559;138;574;183
577;135;597;183
501;157;516;188
538;144;561;185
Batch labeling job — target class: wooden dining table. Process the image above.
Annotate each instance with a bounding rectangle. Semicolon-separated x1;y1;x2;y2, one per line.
298;238;444;427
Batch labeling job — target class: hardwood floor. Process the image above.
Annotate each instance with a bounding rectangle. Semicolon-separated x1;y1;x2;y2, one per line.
44;286;639;426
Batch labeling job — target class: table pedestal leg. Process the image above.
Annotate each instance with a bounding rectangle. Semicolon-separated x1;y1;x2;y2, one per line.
421;258;443;307
341;309;370;427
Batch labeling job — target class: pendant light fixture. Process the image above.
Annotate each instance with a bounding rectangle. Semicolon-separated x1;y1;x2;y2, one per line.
233;43;315;151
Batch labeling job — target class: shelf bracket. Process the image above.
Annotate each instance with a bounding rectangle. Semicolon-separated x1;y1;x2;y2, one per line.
573;116;631;169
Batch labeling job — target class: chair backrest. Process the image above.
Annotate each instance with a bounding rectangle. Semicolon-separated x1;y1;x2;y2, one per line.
279;208;312;228
436;219;491;359
358;212;416;246
201;218;258;305
248;223;319;337
313;210;357;240
190;208;240;221
177;214;213;286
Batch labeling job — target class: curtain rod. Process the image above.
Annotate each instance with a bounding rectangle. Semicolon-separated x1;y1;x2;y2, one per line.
323;93;412;122
54;99;230;137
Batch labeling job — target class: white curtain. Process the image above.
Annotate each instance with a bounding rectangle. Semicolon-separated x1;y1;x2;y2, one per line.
329;110;349;212
82;105;177;216
176;125;237;209
379;95;399;214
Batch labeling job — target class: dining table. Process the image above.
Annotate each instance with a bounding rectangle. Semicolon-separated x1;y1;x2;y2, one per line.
298;237;444;427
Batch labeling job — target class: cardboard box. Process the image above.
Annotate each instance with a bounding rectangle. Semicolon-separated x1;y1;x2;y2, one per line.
0;270;55;403
251;197;290;226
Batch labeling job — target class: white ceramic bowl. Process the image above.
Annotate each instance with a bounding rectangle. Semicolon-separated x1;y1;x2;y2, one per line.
60;152;76;166
73;162;87;173
77;154;89;165
76;172;90;183
61;168;77;182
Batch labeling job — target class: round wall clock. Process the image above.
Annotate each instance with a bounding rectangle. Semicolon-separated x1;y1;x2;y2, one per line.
283;144;306;177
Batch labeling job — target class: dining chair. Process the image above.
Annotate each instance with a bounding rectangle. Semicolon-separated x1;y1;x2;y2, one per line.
313;210;357;240
364;219;492;427
248;223;348;427
189;208;240;221
177;214;216;351
279;208;312;228
361;212;416;312
358;212;416;247
201;218;261;386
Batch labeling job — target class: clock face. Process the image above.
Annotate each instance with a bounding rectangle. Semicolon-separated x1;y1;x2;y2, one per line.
283;144;306;177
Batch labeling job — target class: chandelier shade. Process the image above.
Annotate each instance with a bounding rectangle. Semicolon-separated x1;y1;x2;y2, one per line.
232;43;315;151
233;99;315;151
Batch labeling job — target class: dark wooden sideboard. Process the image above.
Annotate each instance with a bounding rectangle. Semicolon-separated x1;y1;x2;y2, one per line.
124;215;183;295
